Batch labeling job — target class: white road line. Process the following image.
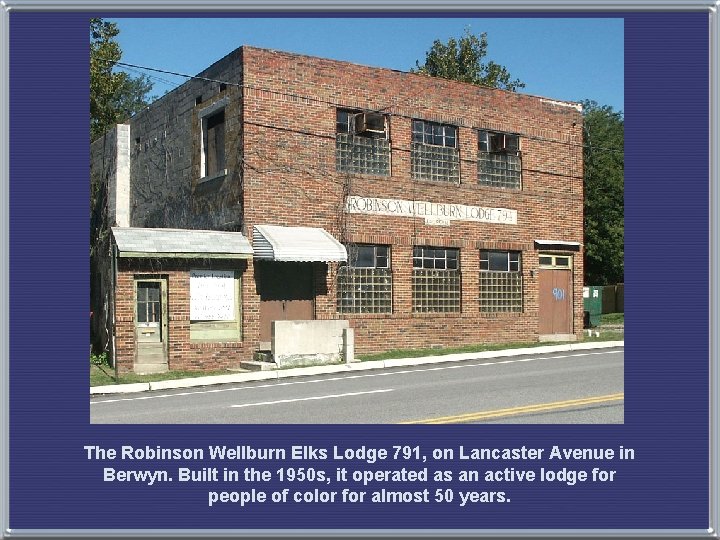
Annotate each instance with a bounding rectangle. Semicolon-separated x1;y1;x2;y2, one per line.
91;350;623;404
230;388;394;408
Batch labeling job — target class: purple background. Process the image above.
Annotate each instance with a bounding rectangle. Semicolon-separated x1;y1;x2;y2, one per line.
9;11;709;531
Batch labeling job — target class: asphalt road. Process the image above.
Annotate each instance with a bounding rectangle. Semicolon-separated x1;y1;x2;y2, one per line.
90;348;624;424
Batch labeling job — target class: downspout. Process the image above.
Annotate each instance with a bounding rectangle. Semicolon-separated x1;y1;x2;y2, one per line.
110;241;118;380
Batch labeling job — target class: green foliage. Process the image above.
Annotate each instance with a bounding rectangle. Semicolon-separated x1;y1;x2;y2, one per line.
90;18;153;141
582;100;624;285
412;28;525;91
90;351;109;367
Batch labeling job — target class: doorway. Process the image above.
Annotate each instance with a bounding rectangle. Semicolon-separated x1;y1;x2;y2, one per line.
538;254;574;338
257;262;315;345
134;279;168;370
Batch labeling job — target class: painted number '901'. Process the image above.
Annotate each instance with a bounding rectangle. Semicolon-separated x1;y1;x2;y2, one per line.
552;288;566;301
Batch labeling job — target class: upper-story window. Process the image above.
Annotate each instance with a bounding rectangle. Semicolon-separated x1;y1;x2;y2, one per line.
199;99;228;181
478;130;521;189
336;109;390;176
411;120;460;183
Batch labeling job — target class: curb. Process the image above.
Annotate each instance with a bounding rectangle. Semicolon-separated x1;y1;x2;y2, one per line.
90;341;624;396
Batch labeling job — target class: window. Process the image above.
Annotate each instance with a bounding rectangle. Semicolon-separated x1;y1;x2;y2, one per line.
336;109;390;175
539;254;572;269
199;99;228;180
189;270;242;341
136;282;161;323
337;245;392;314
412;246;461;313
480;250;523;312
411;120;460;183
202;110;225;178
478;130;521;189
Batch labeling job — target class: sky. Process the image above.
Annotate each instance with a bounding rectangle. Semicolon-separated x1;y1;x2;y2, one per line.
112;17;624;113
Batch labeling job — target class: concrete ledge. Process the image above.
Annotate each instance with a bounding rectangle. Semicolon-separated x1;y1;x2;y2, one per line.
91;383;151;395
148;371;278;391
90;341;624;395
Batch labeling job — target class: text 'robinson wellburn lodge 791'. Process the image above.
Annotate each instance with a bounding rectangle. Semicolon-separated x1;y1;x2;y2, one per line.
90;45;584;375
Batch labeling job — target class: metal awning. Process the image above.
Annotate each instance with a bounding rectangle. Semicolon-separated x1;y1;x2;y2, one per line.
534;239;582;251
112;227;253;259
253;225;347;262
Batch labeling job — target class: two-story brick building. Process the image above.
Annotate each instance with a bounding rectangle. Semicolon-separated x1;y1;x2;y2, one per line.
90;45;584;374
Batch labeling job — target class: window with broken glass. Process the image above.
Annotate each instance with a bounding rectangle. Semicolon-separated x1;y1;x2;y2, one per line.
337;244;392;314
412;247;461;313
480;250;523;312
411;120;460;183
478;131;522;189
336;110;390;175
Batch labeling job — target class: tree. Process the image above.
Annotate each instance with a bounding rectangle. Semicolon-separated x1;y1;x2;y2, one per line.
412;28;525;91
582;100;624;285
90;18;152;141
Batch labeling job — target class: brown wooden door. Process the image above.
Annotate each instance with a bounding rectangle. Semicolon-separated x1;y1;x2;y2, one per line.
538;269;573;335
257;262;314;342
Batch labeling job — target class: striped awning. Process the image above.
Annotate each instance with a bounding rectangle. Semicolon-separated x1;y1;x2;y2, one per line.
252;225;347;262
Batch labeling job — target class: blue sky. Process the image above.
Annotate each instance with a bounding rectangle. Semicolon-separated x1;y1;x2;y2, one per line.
112;17;624;112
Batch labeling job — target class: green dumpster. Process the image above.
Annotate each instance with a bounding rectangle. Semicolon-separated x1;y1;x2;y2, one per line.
583;286;603;327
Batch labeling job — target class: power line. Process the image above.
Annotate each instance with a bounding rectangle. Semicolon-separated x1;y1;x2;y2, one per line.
101;57;624;155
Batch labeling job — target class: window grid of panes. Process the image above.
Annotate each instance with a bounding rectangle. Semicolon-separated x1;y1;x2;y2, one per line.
337;245;392;314
479;250;523;312
478;130;521;189
136;283;161;323
411;120;460;183
412;247;461;313
336;110;390;176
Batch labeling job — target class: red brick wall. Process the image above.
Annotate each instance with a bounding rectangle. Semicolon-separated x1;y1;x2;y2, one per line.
237;47;584;354
115;46;584;369
114;258;258;373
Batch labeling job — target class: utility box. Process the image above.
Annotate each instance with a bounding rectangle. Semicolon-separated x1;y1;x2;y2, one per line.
583;286;603;327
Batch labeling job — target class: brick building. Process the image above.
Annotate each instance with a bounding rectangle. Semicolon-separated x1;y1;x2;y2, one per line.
90;46;584;374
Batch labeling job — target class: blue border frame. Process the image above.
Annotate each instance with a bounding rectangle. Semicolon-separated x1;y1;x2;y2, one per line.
2;4;715;537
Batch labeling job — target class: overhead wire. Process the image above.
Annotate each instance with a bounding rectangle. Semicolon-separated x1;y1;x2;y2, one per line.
100;57;624;156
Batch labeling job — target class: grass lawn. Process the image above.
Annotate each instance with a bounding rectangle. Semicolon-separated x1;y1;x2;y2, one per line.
600;312;624;325
357;331;623;362
90;366;233;387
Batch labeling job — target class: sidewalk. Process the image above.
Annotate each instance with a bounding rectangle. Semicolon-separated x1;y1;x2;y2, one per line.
90;340;624;396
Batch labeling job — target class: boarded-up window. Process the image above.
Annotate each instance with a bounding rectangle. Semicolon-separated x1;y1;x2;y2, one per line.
189;269;241;342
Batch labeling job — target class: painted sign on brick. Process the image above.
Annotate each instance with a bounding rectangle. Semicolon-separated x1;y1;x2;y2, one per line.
345;196;517;225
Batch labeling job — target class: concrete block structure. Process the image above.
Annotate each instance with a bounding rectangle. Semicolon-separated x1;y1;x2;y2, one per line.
91;46;584;373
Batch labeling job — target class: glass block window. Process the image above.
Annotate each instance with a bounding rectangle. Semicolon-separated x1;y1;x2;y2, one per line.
336;109;390;176
337;245;392;314
479;250;523;312
478;130;521;189
412;246;461;313
411;120;460;183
